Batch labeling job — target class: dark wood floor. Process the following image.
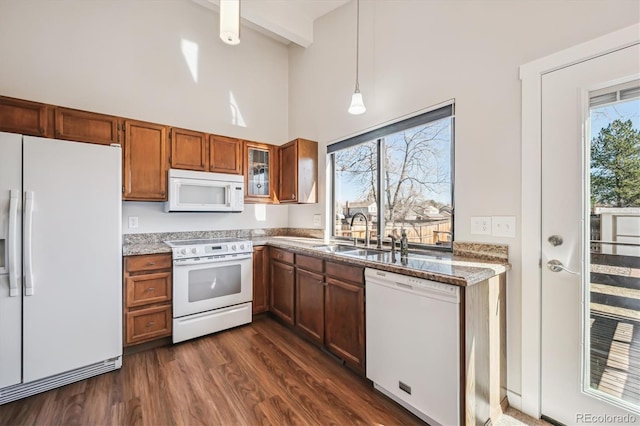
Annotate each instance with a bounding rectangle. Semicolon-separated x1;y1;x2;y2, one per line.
0;316;423;425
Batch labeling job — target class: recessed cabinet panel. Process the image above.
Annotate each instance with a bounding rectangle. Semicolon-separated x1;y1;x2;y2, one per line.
210;135;242;174
278;138;318;204
0;96;50;137
252;246;270;315
170;128;207;171
123;120;169;201
270;259;295;325
54;107;120;146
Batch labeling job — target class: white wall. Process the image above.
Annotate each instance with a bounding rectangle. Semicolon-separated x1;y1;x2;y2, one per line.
287;0;640;402
0;0;290;234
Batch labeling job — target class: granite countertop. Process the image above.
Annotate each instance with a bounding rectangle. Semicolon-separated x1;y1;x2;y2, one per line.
123;232;510;287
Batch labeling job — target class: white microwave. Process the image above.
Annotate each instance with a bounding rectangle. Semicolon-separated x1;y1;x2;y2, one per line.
164;169;244;212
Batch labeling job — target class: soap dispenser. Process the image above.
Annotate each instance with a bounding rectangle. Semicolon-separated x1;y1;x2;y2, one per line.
400;228;409;257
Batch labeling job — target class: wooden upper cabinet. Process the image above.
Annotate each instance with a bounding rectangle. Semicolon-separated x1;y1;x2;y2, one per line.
244;140;278;203
0;96;51;137
170;127;207;171
278;138;318;204
54;107;121;146
209;135;242;174
123;120;169;201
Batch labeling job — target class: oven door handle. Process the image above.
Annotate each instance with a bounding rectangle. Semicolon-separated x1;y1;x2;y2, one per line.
173;253;252;266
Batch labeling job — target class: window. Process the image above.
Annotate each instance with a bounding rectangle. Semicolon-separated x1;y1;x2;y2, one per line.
329;104;454;249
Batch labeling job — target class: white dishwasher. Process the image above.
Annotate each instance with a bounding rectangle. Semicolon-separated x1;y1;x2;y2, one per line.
365;268;460;426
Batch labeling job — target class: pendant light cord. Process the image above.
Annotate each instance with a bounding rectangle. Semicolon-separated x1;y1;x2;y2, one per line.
355;0;360;92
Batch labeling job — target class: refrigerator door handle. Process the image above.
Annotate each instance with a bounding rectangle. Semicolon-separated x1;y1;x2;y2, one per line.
8;189;19;297
24;191;35;296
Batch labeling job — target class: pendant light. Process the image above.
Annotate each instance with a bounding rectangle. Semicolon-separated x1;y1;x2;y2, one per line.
348;0;366;115
220;0;240;45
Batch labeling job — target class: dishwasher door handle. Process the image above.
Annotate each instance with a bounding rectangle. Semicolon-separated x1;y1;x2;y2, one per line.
395;282;413;290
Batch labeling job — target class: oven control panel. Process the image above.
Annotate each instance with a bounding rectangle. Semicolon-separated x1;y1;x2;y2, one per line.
167;239;253;260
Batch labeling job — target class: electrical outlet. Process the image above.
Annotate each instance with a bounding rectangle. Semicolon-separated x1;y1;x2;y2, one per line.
492;216;516;238
313;214;322;227
471;216;492;235
128;216;139;229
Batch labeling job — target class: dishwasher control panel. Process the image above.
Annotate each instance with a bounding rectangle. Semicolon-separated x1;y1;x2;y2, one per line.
365;268;460;302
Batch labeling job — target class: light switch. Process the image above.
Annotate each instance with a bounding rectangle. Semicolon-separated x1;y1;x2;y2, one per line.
313;214;322;227
492;216;516;238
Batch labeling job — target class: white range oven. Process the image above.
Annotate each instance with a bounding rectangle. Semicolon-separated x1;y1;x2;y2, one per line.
164;238;253;343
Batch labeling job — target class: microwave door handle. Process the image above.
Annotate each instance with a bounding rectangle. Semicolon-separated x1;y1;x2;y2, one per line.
226;186;231;207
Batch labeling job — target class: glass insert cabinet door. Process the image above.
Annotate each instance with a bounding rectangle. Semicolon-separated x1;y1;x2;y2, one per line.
244;141;275;202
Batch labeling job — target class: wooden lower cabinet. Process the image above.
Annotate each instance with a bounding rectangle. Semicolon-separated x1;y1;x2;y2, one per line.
252;246;270;314
123;253;172;346
295;268;324;344
324;267;365;374
126;305;172;345
270;257;295;325
266;250;365;374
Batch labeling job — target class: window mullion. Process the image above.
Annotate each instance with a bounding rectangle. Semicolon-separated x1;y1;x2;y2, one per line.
377;138;385;248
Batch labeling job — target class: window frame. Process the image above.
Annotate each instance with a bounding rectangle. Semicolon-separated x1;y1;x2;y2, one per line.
329;103;455;251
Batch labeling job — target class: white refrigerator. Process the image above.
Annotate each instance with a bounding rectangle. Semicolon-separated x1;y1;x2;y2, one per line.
0;132;122;404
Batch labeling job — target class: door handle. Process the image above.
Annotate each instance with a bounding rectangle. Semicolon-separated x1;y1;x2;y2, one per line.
546;259;579;275
8;190;19;297
24;191;35;296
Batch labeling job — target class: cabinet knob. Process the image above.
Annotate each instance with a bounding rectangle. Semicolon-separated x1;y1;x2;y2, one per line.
291;193;296;200
39;128;45;134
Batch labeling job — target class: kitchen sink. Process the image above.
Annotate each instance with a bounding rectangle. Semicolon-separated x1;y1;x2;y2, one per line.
312;244;389;259
312;244;362;253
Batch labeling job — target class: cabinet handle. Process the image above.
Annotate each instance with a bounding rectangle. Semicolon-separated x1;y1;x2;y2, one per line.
322;282;328;287
145;287;155;292
277;253;283;259
146;321;156;327
147;261;156;266
291;193;296;200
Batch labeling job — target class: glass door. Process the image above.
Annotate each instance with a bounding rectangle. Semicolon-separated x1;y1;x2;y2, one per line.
540;44;639;423
243;141;275;203
587;80;640;411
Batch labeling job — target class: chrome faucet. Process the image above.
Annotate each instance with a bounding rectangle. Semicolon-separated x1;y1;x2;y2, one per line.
350;212;369;248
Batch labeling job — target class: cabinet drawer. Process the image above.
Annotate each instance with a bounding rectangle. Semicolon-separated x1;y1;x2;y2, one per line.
125;305;172;346
296;254;323;273
325;261;364;285
125;253;172;273
271;248;294;264
125;272;172;308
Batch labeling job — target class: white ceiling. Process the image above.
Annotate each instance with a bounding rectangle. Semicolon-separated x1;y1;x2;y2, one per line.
192;0;350;48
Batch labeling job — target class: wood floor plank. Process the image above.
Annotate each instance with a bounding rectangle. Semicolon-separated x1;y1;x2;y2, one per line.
0;316;424;426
